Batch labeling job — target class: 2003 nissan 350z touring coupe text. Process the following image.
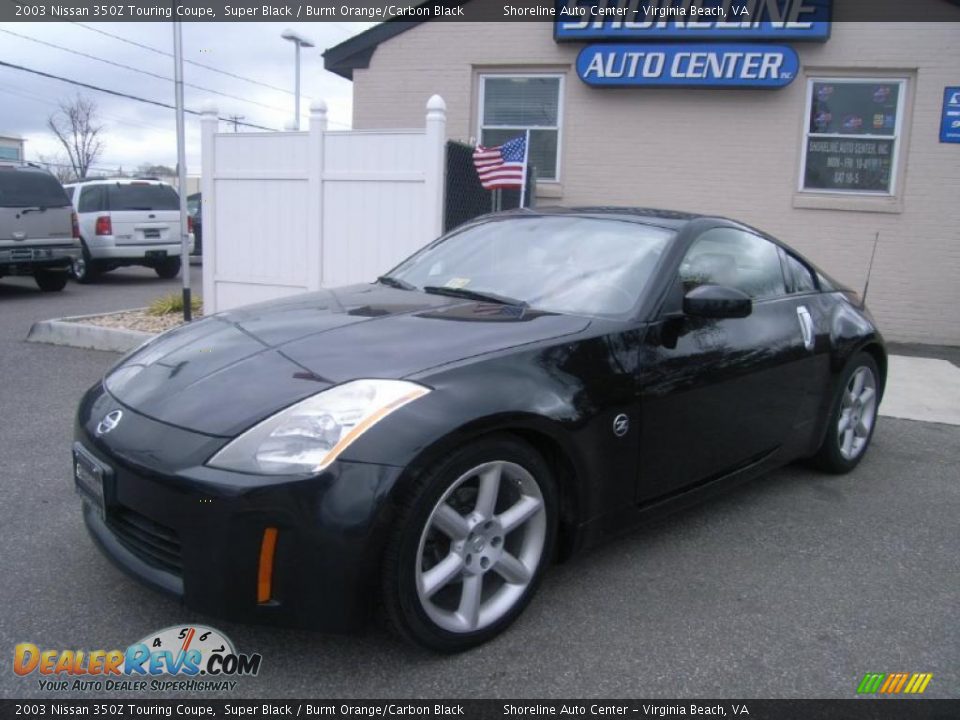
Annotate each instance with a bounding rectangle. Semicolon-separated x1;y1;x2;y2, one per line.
73;208;886;651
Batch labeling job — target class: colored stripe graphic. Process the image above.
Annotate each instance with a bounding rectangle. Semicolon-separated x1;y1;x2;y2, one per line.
858;672;932;694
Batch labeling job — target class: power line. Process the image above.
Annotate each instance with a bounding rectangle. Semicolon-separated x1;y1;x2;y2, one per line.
0;82;173;134
0;27;294;115
71;22;308;100
0;59;278;131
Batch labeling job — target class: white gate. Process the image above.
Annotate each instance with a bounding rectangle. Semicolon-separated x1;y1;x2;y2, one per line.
199;96;446;314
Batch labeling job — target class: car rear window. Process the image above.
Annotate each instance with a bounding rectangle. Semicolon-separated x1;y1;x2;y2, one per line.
107;183;179;211
0;170;71;208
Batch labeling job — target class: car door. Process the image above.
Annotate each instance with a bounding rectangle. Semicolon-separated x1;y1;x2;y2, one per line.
636;226;819;503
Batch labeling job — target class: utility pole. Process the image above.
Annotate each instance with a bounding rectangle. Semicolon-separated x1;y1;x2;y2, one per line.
173;20;191;322
226;114;245;133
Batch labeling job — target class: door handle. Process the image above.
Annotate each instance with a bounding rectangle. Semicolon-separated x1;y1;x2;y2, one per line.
796;306;815;351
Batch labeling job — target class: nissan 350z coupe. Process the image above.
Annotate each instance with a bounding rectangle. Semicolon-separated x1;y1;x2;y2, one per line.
74;208;886;651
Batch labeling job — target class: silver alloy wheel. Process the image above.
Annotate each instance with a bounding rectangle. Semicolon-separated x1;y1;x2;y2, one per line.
415;460;546;634
837;365;878;460
72;256;86;280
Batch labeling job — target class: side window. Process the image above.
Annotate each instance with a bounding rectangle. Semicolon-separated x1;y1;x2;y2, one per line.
680;228;787;300
782;252;818;294
78;185;105;213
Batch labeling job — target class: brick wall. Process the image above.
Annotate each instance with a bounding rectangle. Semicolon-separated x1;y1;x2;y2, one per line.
351;19;960;345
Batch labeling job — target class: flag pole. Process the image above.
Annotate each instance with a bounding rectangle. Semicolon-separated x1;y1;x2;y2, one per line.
519;129;530;208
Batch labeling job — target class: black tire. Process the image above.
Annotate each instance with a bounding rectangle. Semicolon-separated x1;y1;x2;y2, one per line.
380;435;558;652
810;352;881;474
71;242;99;284
34;269;69;292
154;257;182;280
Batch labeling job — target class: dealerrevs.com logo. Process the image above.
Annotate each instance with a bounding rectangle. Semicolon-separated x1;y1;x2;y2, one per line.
856;672;933;695
13;625;262;692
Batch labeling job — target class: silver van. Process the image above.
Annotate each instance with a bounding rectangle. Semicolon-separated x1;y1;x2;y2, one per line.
62;178;193;283
0;162;80;292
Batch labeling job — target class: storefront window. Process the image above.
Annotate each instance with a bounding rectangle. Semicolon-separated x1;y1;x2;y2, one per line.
801;78;906;195
479;74;562;182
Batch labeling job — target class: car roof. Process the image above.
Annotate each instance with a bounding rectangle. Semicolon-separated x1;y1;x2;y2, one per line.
482;206;707;231
70;177;170;185
0;161;56;176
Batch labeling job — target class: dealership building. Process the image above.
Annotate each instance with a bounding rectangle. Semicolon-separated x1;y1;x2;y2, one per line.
324;2;960;345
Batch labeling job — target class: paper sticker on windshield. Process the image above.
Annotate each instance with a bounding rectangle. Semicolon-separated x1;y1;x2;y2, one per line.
445;277;471;289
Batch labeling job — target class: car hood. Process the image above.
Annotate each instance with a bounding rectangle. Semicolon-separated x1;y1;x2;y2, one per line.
104;284;591;437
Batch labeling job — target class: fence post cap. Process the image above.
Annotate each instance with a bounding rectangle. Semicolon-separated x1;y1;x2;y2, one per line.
310;99;328;114
200;101;218;116
426;95;446;114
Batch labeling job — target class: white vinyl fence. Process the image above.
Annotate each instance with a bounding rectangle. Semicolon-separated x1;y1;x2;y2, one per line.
200;96;446;313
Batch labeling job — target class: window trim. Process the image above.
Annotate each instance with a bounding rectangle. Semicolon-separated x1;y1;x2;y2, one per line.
477;72;565;183
798;76;907;198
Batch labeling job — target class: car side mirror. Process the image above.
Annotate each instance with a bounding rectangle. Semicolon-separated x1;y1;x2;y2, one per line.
683;285;752;319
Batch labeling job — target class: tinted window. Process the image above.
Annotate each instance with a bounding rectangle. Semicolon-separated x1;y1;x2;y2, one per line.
390;217;673;317
680;228;787;300
0;170;71;208
107;183;179;211
783;253;817;293
78;185;107;213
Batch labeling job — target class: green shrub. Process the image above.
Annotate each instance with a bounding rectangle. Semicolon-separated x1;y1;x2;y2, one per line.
147;292;203;317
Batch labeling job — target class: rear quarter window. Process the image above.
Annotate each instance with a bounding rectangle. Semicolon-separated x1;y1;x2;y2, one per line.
0;170;71;208
107;184;179;211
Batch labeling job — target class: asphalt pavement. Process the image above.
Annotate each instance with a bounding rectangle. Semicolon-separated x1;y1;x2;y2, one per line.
0;267;957;700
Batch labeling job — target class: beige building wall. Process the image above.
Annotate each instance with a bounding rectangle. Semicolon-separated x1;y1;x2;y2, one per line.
350;20;960;345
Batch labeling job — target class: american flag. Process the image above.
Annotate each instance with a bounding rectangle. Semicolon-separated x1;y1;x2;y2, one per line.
472;134;527;190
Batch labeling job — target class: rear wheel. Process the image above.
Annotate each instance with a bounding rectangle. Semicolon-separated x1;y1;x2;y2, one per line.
381;436;557;652
154;257;181;279
810;352;880;473
71;242;99;284
34;269;68;292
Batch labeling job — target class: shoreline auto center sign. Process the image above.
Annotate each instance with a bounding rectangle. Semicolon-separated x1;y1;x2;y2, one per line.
557;0;831;88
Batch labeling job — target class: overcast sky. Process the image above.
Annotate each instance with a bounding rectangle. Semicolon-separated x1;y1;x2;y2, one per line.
0;21;374;174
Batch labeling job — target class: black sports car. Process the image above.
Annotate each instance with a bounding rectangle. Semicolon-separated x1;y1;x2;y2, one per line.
74;208;885;651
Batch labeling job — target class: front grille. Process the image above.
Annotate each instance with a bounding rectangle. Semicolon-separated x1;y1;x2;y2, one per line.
106;506;183;576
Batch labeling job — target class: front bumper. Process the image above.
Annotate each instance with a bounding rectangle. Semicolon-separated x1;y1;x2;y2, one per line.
75;384;403;632
0;244;79;274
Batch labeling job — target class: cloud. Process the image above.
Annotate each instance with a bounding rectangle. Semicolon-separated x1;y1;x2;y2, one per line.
0;20;372;173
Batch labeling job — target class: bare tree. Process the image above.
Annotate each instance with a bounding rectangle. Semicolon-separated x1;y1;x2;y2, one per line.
36;152;76;184
47;95;104;179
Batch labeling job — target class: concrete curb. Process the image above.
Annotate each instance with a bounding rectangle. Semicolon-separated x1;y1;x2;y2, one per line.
26;310;156;353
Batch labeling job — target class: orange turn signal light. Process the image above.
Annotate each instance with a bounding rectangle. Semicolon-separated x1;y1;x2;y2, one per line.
257;527;278;604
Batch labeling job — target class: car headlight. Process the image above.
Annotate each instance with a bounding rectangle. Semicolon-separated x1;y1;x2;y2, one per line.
207;379;430;475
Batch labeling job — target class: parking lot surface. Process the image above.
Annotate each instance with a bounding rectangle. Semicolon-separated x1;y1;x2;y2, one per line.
1;268;957;699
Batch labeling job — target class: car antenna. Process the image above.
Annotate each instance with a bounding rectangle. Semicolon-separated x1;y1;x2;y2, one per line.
860;231;880;309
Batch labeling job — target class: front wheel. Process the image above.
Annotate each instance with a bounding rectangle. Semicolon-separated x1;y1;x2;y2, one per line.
381;436;557;652
810;352;881;473
154;257;181;279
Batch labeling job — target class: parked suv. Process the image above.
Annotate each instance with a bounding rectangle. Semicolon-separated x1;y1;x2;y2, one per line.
0;162;80;292
63;178;194;282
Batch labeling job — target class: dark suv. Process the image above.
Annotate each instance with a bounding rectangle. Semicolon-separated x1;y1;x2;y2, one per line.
0;162;80;291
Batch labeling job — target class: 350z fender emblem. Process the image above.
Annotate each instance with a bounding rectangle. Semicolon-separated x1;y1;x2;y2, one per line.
612;413;630;437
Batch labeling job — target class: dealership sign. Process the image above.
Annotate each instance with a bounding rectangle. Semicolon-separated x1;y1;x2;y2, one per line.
555;0;831;41
940;87;960;143
576;43;798;87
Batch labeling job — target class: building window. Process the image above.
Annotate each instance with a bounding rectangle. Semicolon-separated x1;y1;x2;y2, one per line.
0;146;20;161
800;78;906;196
478;74;563;182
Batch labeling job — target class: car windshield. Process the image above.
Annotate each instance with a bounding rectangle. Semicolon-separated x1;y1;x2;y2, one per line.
108;183;179;211
0;170;71;208
388;216;674;317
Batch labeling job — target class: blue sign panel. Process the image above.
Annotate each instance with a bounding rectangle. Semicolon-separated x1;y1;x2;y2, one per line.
576;43;799;88
940;87;960;143
555;0;831;42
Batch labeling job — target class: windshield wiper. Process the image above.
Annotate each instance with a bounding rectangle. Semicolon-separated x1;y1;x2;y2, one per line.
376;275;416;291
19;206;47;215
423;286;527;307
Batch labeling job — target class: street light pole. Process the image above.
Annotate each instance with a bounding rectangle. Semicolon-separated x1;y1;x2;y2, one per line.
281;29;315;131
173;20;191;322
